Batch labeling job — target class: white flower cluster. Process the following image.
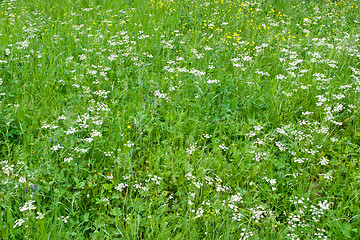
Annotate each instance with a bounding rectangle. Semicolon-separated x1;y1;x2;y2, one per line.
275;141;286;151
287;197;332;238
319;172;333;182
293;157;307;163
249;205;267;223
36;212;45;219
90;129;102;137
219;144;228;150
239;228;254;240
19;200;37;212
263;176;277;191
2;164;14;176
228;193;244;222
154;90;170;102
134;181;147;191
203;133;212;138
145;174;162;185
252;151;269;162
74;147;89;153
194;207;204;219
124;141;134;147
207;79;220;84
115;183;128;192
319;157;329;165
13;219;25;228
58;216;69;223
104;152;113;157
186;143;197;155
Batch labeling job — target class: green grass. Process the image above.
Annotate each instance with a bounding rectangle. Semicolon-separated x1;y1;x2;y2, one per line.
0;0;360;239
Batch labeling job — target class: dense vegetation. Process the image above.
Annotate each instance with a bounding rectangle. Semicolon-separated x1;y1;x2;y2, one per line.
0;0;359;239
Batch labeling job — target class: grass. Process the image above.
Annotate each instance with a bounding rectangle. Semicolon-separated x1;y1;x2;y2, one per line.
0;0;360;239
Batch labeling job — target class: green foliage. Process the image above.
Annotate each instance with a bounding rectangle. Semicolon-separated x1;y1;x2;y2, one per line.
0;0;359;239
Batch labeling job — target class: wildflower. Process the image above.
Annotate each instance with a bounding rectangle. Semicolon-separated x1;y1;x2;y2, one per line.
104;152;113;157
115;183;128;191
186;143;197;154
319;157;329;165
58;216;69;223
203;134;212;138
36;212;45;219
219;144;228;150
51;144;63;151
64;157;73;162
275;141;286;151
194;207;204;218
254;125;263;131
124;141;134;147
13;219;25;228
19;200;36;212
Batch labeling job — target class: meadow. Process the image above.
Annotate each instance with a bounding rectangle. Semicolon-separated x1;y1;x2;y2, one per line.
0;0;359;239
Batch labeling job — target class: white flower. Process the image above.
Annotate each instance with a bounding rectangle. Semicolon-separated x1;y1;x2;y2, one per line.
207;79;220;84
74;147;89;153
124;141;134;147
148;175;162;185
319;157;329;165
36;212;45;219
104;152;113;157
275;141;286;151
254;125;263;131
232;213;243;222
318;200;332;211
229;193;243;203
203;134;212;138
195;207;204;218
219;144;228;150
58;216;69;223
276;74;287;80
242;55;253;61
246;131;256;137
294;157;306;163
64;157;73;163
193;182;203;189
269;179;277;185
51;144;63;151
19;200;36;212
319;172;333;181
115;183;128;191
84;137;94;142
13;219;25;228
185;172;196;181
65;127;77;135
186;143;197;154
19;177;26;183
